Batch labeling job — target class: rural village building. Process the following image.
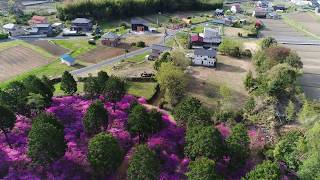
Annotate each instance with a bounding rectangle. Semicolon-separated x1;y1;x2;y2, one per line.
71;18;93;32
28;15;48;25
131;18;150;32
212;17;232;26
253;8;268;18
193;48;217;67
28;24;53;36
149;44;172;60
2;23;25;36
200;27;221;44
101;32;120;47
214;9;224;16
60;54;76;66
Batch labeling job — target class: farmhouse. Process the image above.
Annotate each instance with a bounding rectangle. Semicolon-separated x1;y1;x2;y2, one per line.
253;8;268;18
101;32;120;47
131;18;150;32
52;23;64;31
200;27;221;44
71;18;93;32
28;15;48;25
2;23;25;37
60;54;76;66
149;44;172;60
28;24;53;36
193;48;217;67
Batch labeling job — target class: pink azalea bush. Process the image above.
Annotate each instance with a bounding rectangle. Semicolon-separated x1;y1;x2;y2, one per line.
0;95;191;179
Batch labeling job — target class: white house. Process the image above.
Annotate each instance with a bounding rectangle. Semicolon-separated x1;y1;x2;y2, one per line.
199;27;221;44
60;54;76;66
2;23;25;37
192;48;217;67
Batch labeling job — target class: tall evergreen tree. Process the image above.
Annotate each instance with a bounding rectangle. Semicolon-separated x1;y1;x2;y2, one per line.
60;71;77;95
0;105;16;148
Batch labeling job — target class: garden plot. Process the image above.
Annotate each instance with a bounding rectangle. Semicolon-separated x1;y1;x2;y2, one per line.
77;43;138;64
30;40;69;56
0;45;52;82
122;33;164;46
286;12;320;37
261;19;306;39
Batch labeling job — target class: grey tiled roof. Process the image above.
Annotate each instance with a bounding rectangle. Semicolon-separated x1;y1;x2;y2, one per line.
194;48;217;57
72;18;91;24
131;18;150;26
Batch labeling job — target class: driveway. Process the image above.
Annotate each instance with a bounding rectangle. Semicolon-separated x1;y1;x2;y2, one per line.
261;19;320;100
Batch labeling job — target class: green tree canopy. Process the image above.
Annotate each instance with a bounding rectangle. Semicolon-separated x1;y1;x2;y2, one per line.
103;76;127;111
0;81;28;113
83;75;99;99
244;160;280;180
273;131;303;171
23;75;53;103
156;62;189;105
128;105;162;142
185;125;224;160
127;144;160;180
96;71;109;93
60;71;77;95
88;132;124;176
226;123;250;169
0;104;16;147
218;38;242;57
173;96;202;125
261;37;277;49
186;157;220;180
83;100;108;136
28;114;66;165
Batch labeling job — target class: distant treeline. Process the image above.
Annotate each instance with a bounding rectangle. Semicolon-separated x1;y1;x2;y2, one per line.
57;0;223;21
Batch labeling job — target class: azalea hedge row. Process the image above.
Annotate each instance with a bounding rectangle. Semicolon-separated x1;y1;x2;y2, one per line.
57;0;223;21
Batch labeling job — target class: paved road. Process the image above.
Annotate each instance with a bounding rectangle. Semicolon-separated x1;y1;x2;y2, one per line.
70;47;151;76
261;19;320;100
69;28;181;76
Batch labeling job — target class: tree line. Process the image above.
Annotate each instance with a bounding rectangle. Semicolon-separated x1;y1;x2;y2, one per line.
57;0;223;21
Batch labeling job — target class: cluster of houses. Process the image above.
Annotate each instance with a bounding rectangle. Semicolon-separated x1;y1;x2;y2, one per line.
253;1;287;19
190;27;222;48
147;43;217;68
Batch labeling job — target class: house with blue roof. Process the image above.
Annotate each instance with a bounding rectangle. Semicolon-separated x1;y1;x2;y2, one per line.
60;54;76;66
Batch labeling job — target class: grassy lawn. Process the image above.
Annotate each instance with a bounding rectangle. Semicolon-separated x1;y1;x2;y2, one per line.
128;81;158;99
54;81;157;99
110;26;130;35
54;82;84;96
0;40;55;58
176;32;189;48
52;39;97;57
191;16;210;24
0;61;85;89
190;26;204;33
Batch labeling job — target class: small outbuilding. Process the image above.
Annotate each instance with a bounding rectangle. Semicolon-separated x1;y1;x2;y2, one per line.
28;24;53;36
60;54;76;66
149;44;172;60
2;23;25;36
71;18;93;32
215;9;224;16
101;32;120;47
131;18;150;32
